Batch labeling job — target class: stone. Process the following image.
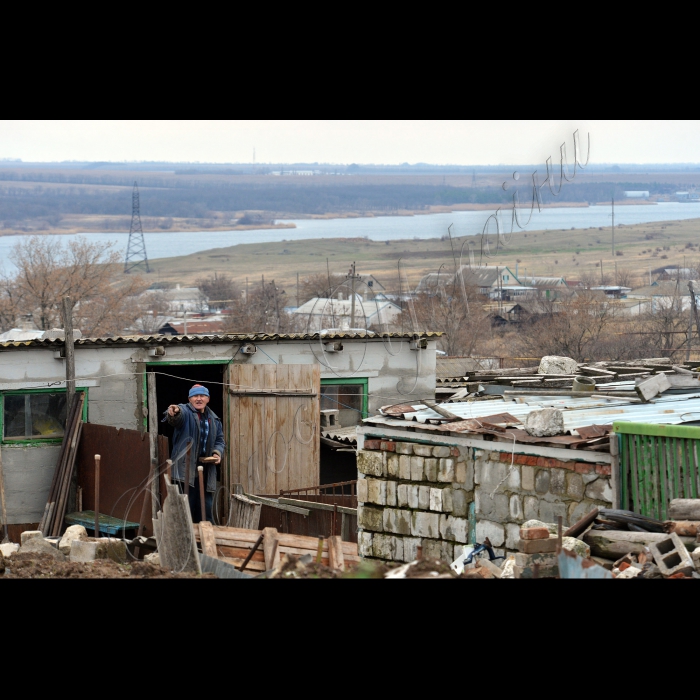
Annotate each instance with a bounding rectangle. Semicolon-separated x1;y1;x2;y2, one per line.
413;445;434;457
550;469;566;496
59;525;88;556
510;495;523;520
440;516;469;544
494;493;509;521
507;467;521;490
501;557;517;579
562;537;591;559
20;537;66;561
424;458;438;482
359;531;374;558
399;455;412;481
396;442;414;455
506;524;521;551
524;497;540;521
422;539;443;561
521;466;536;492
522;519;548;530
515;552;558;568
411;456;425;482
411;512;440;539
538;355;579;375
367;479;387;506
397;484;409;508
566;473;585;501
144;552;161;566
419;486;431;510
520;527;550;541
519;537;559;554
569;500;599;524
539;501;568;525
358;506;384;533
373;534;403;562
441;541;456;564
524;409;565;438
386;481;397;508
408;486;420;510
387;455;400;478
453;489;468;518
476;461;507;490
21;531;44;546
358;451;386;477
476;520;505;548
454;461;466;485
442;488;453;513
357;479;368;503
403;538;421;563
430;488;443;512
464;463;475;490
585;478;614;503
582;473;599;485
476;490;494;518
535;470;551;494
514;564;560;580
383;509;412;536
433;446;451;459
70;538;128;564
438;459;455;483
0;543;19;558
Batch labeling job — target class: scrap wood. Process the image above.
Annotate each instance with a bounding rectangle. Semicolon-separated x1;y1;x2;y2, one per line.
575;425;613;440
564;508;600;539
583;530;695;560
598;509;665;532
664;521;700;537
669;499;700;521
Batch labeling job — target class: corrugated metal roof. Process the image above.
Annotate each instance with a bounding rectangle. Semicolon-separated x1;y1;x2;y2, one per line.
0;331;443;350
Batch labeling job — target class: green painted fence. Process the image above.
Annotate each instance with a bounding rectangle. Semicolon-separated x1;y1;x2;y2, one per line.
614;422;700;521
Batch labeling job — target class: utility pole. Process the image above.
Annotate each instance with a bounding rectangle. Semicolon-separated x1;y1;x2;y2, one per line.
62;297;76;415
124;182;151;274
600;260;605;285
348;262;362;329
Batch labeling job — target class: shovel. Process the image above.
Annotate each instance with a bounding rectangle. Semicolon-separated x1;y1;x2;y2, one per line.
0;448;10;544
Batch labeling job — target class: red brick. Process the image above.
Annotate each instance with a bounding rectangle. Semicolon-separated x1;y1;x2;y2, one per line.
575;462;595;475
520;527;551;541
525;456;539;466
537;457;548;468
364;440;383;451
558;461;575;472
518;537;559;554
451;448;460;458
514;454;529;466
596;464;612;476
381;441;397;453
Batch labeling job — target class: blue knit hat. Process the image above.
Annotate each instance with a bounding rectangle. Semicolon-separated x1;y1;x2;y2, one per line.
189;385;210;399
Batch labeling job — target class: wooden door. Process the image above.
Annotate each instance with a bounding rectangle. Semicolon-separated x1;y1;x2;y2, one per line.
228;364;320;495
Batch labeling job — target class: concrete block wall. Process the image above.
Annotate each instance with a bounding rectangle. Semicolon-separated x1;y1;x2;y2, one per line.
357;439;613;564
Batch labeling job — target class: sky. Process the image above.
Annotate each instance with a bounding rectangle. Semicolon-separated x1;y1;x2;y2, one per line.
1;120;699;165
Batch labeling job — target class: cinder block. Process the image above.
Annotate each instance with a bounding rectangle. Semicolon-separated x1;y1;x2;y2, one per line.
402;538;421;563
408;486;420;509
518;537;559;554
397;484;409;508
430;488;443;512
411;456;425;482
383;509;412;536
522;466;536;491
70;539;127;564
520;527;550;541
452;489;469;518
424;459;438;482
440;516;469;544
433;446;451;459
411;512;440;539
396;442;414;455
387;455;400;478
692;548;700;569
515;552;558;568
359;531;374;558
649;533;696;577
413;445;434;457
357;479;369;504
438;459;455;483
21;531;43;546
386;481;397;508
418;486;431;511
442;488;453;514
399;455;412;481
358;451;386;477
358;506;384;533
367;479;387;506
514;564;560;579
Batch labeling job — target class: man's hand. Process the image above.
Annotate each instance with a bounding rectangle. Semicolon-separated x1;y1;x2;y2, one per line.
168;405;181;417
212;453;222;465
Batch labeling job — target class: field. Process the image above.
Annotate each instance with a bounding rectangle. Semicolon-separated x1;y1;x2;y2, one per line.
147;216;700;296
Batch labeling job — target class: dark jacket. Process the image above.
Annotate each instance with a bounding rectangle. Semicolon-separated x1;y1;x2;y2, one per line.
166;403;225;493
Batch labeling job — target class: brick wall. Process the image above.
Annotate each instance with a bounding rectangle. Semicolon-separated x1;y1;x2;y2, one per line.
357;439;613;564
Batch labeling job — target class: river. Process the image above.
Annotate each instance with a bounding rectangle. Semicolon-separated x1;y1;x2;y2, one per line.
1;202;700;274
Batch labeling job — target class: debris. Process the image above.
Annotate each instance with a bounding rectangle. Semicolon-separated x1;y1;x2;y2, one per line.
21;531;44;546
663;521;700;537
565;508;600;538
199;554;253;580
635;373;672;402
59;525;88;556
0;552;4;575
669;499;700;521
144;552;161;566
19;537;66;562
558;548;614;579
693;548;700;569
519;538;559;554
514;552;559;579
648;533;696;578
478;558;504;579
520;527;551;541
0;543;19;558
539;356;579;375
615;566;643;579
500;557;516;579
562;537;591;559
597;509;665;533
70;538;128;564
584;530;695;560
523;409;565;437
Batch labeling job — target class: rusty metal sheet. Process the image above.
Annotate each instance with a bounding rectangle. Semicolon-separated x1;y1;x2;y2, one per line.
575;424;613;439
383;404;420;417
77;424;169;538
478;413;523;426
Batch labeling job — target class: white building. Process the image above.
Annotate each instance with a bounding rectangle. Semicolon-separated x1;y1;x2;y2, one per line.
294;295;402;331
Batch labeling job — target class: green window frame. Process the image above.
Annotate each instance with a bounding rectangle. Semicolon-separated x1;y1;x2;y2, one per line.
321;377;369;420
0;388;88;447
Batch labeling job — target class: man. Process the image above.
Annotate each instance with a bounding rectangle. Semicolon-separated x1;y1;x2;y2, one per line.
166;385;225;524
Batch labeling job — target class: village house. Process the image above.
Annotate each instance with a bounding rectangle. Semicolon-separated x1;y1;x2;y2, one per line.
0;331;439;534
417;265;532;301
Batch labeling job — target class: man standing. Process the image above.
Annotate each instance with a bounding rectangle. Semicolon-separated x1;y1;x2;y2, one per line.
166;385;225;524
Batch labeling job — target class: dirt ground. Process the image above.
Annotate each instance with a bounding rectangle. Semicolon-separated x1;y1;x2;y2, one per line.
1;553;215;579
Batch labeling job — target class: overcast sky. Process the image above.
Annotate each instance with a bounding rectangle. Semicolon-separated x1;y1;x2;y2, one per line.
1;120;698;165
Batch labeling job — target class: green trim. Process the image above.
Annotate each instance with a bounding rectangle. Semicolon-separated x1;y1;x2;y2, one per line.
321;377;369;418
613;421;700;440
1;388;88;446
146;361;230;367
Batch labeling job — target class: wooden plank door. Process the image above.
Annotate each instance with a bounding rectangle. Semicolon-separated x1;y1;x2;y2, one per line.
228;364;320;495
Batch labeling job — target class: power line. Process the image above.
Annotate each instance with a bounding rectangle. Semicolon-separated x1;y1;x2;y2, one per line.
125;182;151;274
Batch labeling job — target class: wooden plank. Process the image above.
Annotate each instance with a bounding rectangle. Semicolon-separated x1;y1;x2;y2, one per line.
263;527;281;570
199;522;218;559
237;364;254;494
274;364;291;494
147;372;159;522
218;546;265;563
631;435;640;515
279;498;357;517
669;499;700;520
223;364;233;510
659;437;669;521
245;494;311;516
220;556;267;573
288;365;305;493
311;365;321;492
584;530;695;559
263;365;277;496
328;536;345;572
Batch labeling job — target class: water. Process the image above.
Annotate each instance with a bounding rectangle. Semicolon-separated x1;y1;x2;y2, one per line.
1;202;700;274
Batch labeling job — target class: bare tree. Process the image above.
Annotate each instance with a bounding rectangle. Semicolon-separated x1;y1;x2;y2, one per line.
223;279;292;334
196;272;241;311
298;273;347;305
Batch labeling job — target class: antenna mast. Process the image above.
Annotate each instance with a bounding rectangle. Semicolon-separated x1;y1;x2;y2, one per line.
125;182;151;274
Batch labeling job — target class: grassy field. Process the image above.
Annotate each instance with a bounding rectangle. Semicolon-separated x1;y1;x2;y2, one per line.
147;216;700;296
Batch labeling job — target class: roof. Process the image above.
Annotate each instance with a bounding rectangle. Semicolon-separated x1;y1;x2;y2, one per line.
294;297;401;319
629;281;692;298
437;357;499;378
0;331;444;351
418;266;520;292
519;277;568;287
160;321;227;335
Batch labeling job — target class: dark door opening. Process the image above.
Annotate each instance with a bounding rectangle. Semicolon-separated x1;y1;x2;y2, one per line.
149;364;227;458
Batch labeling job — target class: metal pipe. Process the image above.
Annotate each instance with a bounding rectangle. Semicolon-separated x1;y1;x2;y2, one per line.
94;455;101;539
198;466;206;523
239;534;264;573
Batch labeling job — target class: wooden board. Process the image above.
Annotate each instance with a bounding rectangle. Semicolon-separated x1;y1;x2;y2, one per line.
228;364;320;496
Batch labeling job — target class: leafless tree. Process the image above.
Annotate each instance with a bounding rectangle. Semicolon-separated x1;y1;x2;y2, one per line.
196;272;241;311
298;272;347;305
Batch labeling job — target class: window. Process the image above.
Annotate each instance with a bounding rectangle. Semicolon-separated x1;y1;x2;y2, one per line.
2;391;84;443
321;381;367;428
